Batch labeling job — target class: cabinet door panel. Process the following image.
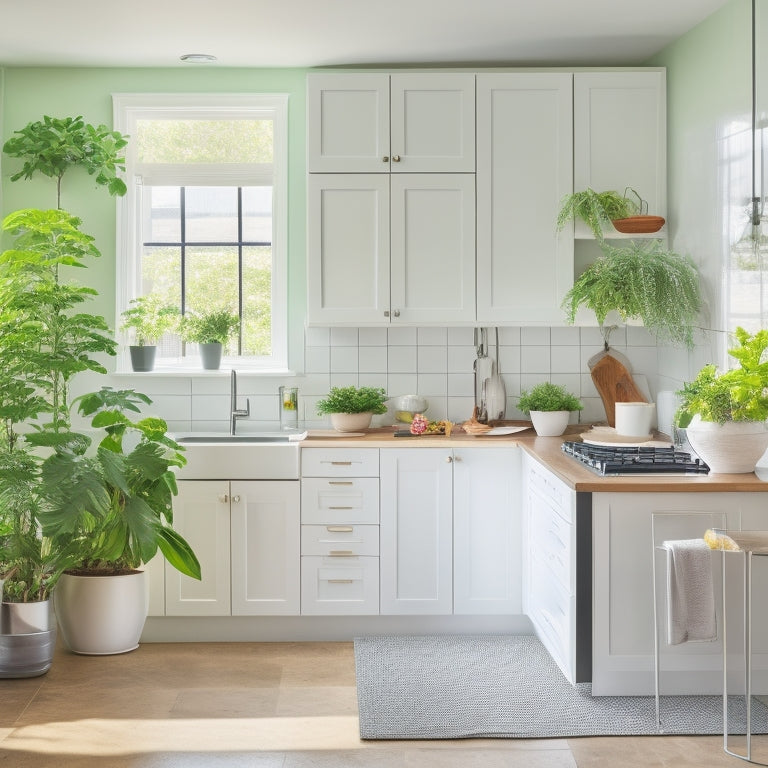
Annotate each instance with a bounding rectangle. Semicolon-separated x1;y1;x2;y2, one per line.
390;73;475;172
573;71;666;238
307;174;390;324
230;480;300;616
380;449;453;614
307;73;390;172
390;174;476;324
166;481;231;616
476;73;573;324
453;448;521;614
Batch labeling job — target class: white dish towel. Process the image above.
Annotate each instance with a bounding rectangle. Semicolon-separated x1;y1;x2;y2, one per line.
662;538;717;645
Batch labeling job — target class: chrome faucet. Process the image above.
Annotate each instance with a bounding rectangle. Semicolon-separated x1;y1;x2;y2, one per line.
230;369;250;435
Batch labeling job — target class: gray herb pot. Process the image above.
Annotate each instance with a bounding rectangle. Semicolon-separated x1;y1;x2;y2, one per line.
129;345;157;372
0;600;56;678
200;342;223;370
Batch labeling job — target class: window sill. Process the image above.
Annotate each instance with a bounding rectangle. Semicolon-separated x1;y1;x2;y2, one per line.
113;365;296;377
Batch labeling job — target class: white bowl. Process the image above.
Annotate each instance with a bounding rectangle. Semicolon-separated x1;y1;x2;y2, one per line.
391;394;428;422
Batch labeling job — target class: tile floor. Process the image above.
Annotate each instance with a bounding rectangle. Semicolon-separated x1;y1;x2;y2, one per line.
0;641;761;767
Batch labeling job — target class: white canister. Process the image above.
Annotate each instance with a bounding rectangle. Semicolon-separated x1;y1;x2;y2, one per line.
614;402;655;437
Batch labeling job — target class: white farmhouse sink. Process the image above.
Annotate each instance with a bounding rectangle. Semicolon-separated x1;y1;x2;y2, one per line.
174;433;303;480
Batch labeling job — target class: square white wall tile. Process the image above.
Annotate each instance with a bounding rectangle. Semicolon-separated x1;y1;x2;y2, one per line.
388;326;417;345
388;345;417;373
521;327;550;345
330;327;358;346
417;327;447;345
305;326;330;346
330;373;359;388
448;396;475;422
448;345;476;373
191;394;228;422
447;326;475;345
521;345;550;374
550;345;581;374
448;373;474;397
387;373;418;396
305;346;330;374
550;326;580;345
359;372;388;391
497;327;521;345
417;374;447;396
498;346;521;374
359;346;388;373
418;346;447;374
359;327;388;345
330;346;358;373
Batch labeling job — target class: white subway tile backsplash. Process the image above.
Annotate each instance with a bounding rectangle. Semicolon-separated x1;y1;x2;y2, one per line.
387;373;418;397
305;346;330;373
387;345;417;373
359;346;388;373
551;345;581;374
447;344;476;373
358;327;388;346
497;327;520;345
330;346;359;373
330;327;358;346
142;395;191;422
521;327;550;346
417;373;447;396
521;345;550;374
359;372;388;391
447;326;475;345
330;372;358;388
550;326;580;345
418;345;447;374
388;326;417;345
498;346;521;374
418;327;448;345
448;396;475;422
305;326;330;346
191;394;228;422
447;372;474;397
626;325;656;346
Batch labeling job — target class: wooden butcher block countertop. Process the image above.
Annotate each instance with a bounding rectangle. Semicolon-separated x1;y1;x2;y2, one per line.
301;425;768;493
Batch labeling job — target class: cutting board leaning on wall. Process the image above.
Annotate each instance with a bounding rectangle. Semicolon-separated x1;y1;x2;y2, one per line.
589;346;647;427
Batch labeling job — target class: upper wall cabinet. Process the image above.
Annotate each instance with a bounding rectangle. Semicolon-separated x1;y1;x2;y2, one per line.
307;72;476;173
476;73;574;325
573;71;667;239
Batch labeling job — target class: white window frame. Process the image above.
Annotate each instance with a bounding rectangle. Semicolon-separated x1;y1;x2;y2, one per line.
113;92;289;373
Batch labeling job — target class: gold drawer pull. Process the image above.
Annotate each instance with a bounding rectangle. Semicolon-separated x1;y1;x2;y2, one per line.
328;481;354;486
328;579;354;584
329;550;356;557
326;526;354;533
328;505;354;510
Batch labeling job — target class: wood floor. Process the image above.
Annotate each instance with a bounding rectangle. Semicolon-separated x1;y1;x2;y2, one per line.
0;640;759;767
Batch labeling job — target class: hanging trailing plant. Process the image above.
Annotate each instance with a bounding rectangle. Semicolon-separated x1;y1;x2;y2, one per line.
556;188;640;241
561;240;701;348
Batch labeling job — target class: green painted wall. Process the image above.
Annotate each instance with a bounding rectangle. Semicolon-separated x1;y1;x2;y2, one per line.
647;0;752;380
0;66;308;369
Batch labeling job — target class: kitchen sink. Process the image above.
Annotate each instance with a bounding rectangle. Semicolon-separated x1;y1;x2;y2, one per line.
173;432;304;480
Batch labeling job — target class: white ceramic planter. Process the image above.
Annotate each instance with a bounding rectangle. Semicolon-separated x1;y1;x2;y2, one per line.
54;571;149;655
685;417;768;474
330;412;373;432
529;410;570;437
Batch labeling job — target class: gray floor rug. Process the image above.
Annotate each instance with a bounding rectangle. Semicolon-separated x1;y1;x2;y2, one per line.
354;634;768;739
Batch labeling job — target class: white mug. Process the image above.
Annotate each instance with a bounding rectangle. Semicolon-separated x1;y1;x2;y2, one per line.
614;402;655;437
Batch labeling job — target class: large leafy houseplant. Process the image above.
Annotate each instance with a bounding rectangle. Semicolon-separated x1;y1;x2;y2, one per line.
561;240;702;349
517;382;583;414
674;327;768;474
316;386;388;416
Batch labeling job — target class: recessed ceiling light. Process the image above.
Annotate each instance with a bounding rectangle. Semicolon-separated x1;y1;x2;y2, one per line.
180;53;217;63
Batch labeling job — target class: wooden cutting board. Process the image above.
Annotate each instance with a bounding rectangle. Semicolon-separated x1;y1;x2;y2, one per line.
590;353;647;427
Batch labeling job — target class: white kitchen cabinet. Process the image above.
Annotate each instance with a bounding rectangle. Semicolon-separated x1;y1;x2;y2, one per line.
453;447;521;614
380;448;454;614
522;452;579;683
308;72;475;173
166;480;300;617
592;491;768;696
307;173;475;325
300;448;380;615
476;73;574;325
573;71;666;240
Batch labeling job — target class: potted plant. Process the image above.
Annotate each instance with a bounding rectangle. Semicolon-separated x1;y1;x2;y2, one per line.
45;388;200;655
316;386;388;432
181;309;240;370
561;240;702;349
120;295;179;372
674;327;768;474
556;187;664;240
517;382;583;437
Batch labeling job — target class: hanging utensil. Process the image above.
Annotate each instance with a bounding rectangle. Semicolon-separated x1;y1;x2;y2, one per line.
473;327;493;422
484;327;506;422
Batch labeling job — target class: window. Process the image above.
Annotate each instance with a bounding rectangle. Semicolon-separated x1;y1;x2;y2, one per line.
113;93;289;371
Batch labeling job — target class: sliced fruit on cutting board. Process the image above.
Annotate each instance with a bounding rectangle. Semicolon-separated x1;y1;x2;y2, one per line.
590;353;647;427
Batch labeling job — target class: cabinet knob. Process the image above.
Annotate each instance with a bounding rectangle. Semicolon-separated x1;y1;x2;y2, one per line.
453;454;462;462
392;155;401;162
382;156;389;163
384;310;390;317
445;455;453;463
218;493;229;503
231;495;241;503
393;309;400;318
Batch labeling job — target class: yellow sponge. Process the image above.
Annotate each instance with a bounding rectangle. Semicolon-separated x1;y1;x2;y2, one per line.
704;529;740;551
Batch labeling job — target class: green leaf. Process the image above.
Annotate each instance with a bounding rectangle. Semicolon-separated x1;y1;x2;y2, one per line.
157;527;201;580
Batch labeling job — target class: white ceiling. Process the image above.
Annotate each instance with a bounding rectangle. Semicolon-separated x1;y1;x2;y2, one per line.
0;0;733;69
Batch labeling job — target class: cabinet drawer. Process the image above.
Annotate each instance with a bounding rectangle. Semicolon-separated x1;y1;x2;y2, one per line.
301;555;379;615
301;477;379;524
301;448;379;477
529;557;574;672
301;524;379;556
528;460;573;524
529;492;572;592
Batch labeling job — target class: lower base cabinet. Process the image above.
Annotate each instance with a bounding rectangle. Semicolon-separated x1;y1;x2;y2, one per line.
166;480;300;617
